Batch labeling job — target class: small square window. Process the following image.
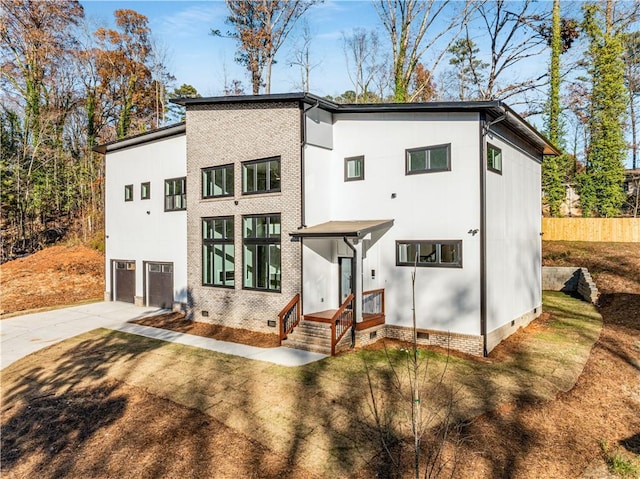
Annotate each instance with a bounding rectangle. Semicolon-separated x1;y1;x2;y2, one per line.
406;144;451;175
124;184;133;201
344;156;364;181
488;143;502;174
141;182;150;200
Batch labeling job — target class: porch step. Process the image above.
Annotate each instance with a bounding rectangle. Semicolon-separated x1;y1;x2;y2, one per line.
283;319;333;355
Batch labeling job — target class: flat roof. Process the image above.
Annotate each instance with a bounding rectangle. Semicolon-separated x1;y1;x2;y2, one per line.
171;92;559;156
290;220;394;239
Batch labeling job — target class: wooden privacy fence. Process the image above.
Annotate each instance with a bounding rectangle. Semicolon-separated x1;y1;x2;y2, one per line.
542;218;640;242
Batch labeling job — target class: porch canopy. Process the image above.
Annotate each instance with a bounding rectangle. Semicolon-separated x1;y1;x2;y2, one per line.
289;219;394;239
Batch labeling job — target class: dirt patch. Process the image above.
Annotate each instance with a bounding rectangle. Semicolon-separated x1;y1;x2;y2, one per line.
1;378;320;479
0;243;103;317
132;312;280;348
448;241;640;479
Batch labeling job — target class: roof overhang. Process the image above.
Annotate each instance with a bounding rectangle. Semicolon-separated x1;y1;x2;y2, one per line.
92;122;186;155
290;219;394;239
171;93;560;157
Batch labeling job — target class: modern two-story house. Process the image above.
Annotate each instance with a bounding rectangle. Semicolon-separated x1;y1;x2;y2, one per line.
96;93;558;356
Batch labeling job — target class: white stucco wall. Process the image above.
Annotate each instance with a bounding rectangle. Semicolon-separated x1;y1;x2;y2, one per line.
484;132;542;335
104;133;187;304
303;112;482;336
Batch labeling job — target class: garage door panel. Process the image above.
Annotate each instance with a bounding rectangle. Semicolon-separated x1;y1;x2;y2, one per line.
148;263;173;309
114;261;135;303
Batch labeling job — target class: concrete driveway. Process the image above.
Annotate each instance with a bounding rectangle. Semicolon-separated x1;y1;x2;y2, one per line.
1;302;160;369
1;302;327;370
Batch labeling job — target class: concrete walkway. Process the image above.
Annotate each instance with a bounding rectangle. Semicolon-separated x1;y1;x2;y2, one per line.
1;302;326;370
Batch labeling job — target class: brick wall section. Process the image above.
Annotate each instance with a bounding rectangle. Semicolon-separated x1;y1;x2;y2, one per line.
542;266;599;304
354;325;484;356
186;102;302;333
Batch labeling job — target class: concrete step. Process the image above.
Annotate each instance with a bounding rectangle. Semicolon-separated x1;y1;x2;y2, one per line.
282;338;332;355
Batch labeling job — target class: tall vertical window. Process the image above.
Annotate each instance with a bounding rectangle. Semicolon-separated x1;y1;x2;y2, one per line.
203;165;234;198
124;184;133;201
243;214;281;291
164;177;186;211
487;143;502;173
242;157;281;194
406;144;451;175
141;182;151;200
344;155;364;181
203;217;234;287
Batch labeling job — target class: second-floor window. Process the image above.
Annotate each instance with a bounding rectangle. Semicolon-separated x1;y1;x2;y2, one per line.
487;143;502;174
203;165;234;198
406;144;451;175
141;182;151;200
165;177;186;211
242;157;281;194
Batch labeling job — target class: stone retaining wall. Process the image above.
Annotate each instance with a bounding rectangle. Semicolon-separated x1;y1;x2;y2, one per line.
542;266;599;304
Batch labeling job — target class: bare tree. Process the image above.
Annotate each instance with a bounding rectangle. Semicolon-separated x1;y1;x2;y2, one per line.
342;28;385;103
468;0;549;104
373;0;473;103
289;19;320;92
213;0;317;95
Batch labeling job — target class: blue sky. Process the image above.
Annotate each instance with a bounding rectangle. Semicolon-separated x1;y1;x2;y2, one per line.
81;0;387;97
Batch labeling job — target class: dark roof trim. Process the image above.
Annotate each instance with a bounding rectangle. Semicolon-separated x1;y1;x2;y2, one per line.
171;93;559;156
93;122;186;155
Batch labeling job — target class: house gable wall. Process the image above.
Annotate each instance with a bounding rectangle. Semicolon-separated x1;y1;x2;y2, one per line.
104;133;187;305
484;128;543;352
185;102;302;332
303;111;482;336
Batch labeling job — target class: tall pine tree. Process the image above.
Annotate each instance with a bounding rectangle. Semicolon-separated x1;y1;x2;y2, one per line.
578;1;627;217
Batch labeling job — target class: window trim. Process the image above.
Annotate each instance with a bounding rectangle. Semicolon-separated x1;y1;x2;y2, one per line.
202;216;235;289
124;184;134;202
164;176;186;212
141;182;151;200
242;213;282;292
395;240;463;268
344;155;365;182
241;156;281;195
202;164;234;199
487;143;503;175
405;143;451;175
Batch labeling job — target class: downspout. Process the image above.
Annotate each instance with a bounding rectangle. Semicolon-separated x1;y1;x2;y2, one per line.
343;236;357;347
480;107;508;357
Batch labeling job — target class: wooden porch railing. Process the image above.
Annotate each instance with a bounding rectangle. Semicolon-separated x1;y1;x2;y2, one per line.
331;293;354;355
362;288;385;316
278;293;300;342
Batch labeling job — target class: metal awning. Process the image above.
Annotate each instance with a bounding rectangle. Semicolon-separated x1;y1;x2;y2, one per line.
290;220;394;239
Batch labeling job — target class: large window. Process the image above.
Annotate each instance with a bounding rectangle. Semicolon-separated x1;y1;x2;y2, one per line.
487;143;502;174
203;165;234;198
203;217;234;287
242;157;281;194
243;214;281;291
165;177;186;211
396;240;462;268
406;144;451;175
344;155;364;181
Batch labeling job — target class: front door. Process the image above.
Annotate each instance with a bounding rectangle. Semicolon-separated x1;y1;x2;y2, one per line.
339;257;353;306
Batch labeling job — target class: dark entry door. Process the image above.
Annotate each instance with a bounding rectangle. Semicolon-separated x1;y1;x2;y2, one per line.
148;263;173;308
339;257;353;306
114;261;135;303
